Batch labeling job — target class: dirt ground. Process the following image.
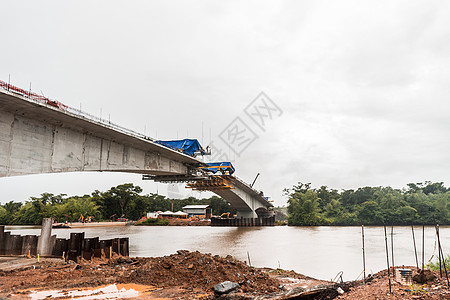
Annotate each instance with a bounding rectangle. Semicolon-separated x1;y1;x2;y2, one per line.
338;267;450;300
0;251;281;299
0;253;449;299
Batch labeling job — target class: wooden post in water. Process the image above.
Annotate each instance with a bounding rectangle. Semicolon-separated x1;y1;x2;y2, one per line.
384;225;392;294
422;225;425;270
437;225;443;277
435;225;449;287
433;216;443;278
362;225;366;284
434;223;447;281
438;235;449;286
391;225;395;279
411;224;419;269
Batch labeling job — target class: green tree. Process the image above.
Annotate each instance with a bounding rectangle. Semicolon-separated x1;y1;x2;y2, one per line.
431;192;450;224
356;201;384;225
30;193;66;205
341;187;379;212
316;185;338;204
208;196;236;215
287;190;322;225
99;183;143;219
143;193;172;212
0;201;22;224
323;199;345;224
0;206;8;224
394;206;418;224
60;198;101;221
405;192;435;224
12;202;43;225
375;188;404;224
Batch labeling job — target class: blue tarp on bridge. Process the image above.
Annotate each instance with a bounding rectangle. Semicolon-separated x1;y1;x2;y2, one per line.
155;139;205;156
203;162;235;174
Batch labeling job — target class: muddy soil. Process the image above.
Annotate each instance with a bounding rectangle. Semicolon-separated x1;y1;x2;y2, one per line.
0;253;449;299
0;251;280;299
338;268;450;300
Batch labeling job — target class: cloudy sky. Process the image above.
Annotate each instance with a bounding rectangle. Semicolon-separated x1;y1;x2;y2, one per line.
1;0;450;206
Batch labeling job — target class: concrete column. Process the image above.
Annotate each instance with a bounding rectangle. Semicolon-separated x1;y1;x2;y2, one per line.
236;210;257;218
37;218;53;256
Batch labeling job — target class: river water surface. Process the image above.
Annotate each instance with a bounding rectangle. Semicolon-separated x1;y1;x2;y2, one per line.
6;225;449;281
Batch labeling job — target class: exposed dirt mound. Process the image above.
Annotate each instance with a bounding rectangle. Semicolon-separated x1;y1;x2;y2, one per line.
118;250;280;294
0;251;280;298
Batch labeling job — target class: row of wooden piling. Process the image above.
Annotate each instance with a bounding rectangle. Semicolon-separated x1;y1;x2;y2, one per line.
211;216;275;227
0;225;128;261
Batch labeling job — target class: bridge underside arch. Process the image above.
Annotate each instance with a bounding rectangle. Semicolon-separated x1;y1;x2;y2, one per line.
213;189;254;217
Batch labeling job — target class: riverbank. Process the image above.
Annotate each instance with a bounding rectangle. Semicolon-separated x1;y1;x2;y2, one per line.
0;251;341;299
59;221;127;228
135;218;211;226
0;251;448;299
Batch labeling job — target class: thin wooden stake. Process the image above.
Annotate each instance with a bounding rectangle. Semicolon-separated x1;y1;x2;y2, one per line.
384;225;392;294
437;225;443;277
362;225;366;284
436;225;449;287
247;251;251;267
433;216;443;277
411;224;419;269
391;225;395;279
422;225;425;270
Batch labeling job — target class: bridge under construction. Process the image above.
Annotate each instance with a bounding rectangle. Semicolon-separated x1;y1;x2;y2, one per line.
0;80;273;221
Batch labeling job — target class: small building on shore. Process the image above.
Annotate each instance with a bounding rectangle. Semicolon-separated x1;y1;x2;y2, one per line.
146;210;188;219
147;211;162;218
182;205;212;219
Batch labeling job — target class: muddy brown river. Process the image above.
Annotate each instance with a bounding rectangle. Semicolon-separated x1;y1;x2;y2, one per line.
6;225;449;281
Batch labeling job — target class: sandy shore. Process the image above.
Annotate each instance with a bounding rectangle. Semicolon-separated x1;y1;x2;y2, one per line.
57;221;127;228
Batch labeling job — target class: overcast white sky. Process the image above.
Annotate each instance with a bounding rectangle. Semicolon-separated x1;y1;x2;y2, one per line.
1;0;450;207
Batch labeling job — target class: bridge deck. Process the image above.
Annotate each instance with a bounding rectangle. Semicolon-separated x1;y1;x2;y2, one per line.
0;89;200;166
